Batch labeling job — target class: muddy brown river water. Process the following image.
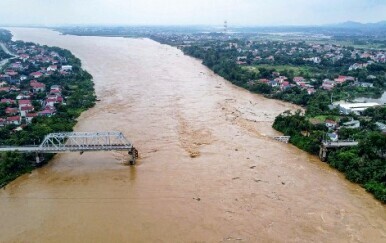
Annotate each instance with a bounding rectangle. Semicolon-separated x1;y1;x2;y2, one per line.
0;28;385;242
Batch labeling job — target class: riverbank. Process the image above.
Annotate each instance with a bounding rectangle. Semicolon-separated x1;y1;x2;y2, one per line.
0;29;96;187
1;28;385;242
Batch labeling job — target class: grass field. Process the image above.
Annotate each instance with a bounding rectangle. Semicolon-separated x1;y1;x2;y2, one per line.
243;64;316;76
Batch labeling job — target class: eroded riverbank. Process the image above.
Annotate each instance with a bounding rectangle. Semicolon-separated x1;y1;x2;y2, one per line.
0;28;385;242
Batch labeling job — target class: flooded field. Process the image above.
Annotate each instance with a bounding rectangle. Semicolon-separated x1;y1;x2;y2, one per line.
0;28;385;242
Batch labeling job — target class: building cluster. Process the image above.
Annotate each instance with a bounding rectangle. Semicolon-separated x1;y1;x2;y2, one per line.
0;42;72;128
235;41;385;66
253;73;316;94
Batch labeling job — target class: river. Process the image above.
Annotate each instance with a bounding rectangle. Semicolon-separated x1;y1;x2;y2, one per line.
0;28;385;242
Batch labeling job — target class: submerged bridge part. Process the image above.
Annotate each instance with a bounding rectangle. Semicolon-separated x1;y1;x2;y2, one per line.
273;136;291;143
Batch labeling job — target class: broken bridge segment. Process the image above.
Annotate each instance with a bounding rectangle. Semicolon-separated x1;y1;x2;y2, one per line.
319;140;358;162
273;136;291;143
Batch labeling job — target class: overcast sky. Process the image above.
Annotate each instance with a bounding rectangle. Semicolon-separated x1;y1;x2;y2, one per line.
0;0;385;26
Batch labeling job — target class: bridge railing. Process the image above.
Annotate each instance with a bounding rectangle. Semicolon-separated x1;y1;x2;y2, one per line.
39;131;133;150
321;140;359;148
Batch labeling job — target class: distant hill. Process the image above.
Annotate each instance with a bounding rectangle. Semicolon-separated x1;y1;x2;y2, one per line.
329;20;386;29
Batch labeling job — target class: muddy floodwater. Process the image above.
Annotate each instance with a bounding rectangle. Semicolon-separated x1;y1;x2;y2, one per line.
0;28;385;242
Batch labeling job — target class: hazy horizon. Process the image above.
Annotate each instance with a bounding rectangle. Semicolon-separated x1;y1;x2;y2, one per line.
0;0;386;27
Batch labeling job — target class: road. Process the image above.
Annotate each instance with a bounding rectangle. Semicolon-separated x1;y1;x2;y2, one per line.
0;42;16;70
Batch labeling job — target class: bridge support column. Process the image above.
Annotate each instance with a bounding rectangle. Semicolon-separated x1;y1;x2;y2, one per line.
35;153;44;165
128;147;138;165
319;147;328;162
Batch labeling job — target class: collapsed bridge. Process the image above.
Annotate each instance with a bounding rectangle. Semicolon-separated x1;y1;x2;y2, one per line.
0;131;138;165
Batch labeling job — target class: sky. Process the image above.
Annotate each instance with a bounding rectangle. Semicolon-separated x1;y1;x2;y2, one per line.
0;0;386;27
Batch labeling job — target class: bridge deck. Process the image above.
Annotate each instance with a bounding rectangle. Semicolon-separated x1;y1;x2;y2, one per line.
273;136;291;143
0;131;134;153
322;141;358;148
0;145;132;153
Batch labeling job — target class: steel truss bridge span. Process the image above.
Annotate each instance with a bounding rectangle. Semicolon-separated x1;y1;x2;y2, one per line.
0;131;138;164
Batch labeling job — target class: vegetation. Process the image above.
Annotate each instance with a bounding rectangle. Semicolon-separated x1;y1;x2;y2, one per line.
0;49;11;60
0;29;12;42
274;108;386;203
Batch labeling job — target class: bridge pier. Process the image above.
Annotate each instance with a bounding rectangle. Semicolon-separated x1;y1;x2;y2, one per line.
128;147;139;165
319;146;328;162
35;153;45;165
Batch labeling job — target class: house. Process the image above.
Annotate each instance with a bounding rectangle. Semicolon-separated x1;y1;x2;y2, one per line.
16;93;31;100
50;85;62;95
5;107;19;116
61;65;73;71
19;54;29;61
9;86;20;92
0;87;10;93
349;63;368;71
30;71;43;79
339;103;380;115
13;126;24;132
0;81;7;87
18;99;32;109
280;81;291;91
325;119;338;129
0;74;11;82
322;79;336;90
275;76;288;84
334;75;355;84
375;122;386;133
307;88;316;95
30;80;46;93
342;120;361;129
1;98;16;104
45;95;63;107
293;77;305;83
358;82;374;88
38;107;56;117
258;79;270;84
327;133;339;142
6;116;21;125
272;72;280;77
304;57;321;64
25;113;38;124
0;118;5;127
47;65;57;72
9;62;23;71
20;105;34;117
6;70;18;77
19;75;28;81
269;80;279;87
236;61;247;65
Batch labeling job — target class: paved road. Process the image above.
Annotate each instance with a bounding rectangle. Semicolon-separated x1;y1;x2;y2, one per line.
0;42;16;56
0;41;17;70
